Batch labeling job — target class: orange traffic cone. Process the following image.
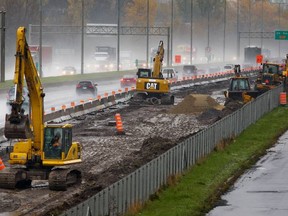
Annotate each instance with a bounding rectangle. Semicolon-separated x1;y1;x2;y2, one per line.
115;113;125;135
0;158;5;171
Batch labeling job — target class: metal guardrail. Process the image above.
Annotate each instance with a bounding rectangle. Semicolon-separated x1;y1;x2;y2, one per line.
61;74;282;216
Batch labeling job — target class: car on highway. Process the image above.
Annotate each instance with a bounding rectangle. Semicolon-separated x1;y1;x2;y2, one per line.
162;68;178;82
6;86;29;113
76;80;98;96
62;66;77;75
223;64;234;72
120;74;137;88
183;64;198;74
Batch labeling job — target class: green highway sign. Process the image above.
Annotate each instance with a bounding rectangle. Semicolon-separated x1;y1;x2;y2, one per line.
275;30;288;40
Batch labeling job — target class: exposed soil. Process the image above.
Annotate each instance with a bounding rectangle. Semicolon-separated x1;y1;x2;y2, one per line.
0;79;244;216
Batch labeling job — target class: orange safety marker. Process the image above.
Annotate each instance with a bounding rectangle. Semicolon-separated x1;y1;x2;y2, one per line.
97;95;101;100
61;105;66;110
115;113;125;135
112;91;116;95
80;100;85;105
0;158;5;171
118;89;122;93
280;92;287;105
51;107;56;112
71;101;76;107
104;92;109;97
88;98;93;103
125;87;129;92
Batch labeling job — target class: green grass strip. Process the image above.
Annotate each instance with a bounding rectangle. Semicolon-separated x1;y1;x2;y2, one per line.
131;106;288;216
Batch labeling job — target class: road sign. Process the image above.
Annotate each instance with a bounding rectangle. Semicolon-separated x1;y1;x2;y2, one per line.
256;54;263;64
275;30;288;40
175;55;181;63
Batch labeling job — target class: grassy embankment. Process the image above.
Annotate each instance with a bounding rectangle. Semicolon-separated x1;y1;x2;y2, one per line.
127;106;288;216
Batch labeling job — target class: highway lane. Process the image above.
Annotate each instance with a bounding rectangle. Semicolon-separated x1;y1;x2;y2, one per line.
0;79;123;128
207;131;288;216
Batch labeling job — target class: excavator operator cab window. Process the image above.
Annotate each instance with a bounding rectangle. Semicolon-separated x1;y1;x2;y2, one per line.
231;79;250;91
137;68;152;78
263;64;279;75
44;127;72;159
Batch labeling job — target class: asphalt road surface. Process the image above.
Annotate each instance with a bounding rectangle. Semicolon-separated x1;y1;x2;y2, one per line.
0;79;121;128
207;131;288;216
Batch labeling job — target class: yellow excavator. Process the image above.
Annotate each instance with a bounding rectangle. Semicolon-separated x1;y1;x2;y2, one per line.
133;41;174;105
0;27;82;190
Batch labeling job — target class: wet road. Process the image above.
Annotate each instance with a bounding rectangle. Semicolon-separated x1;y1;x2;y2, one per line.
0;79;122;128
207;131;288;216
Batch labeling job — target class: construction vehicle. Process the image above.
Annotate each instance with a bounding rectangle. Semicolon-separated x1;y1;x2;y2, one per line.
0;27;82;191
255;61;284;93
133;41;174;105
224;65;259;105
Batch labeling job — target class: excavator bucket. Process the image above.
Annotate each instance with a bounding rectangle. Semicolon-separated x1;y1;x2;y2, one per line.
4;114;32;139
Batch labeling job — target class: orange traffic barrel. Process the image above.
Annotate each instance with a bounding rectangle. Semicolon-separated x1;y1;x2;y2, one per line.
115;113;125;135
0;158;5;171
61;105;66;110
280;92;287;105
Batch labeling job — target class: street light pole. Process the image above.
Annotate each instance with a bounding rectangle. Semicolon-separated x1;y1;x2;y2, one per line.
146;0;149;67
190;0;193;64
261;0;263;51
117;0;121;71
207;3;210;63
278;3;281;58
0;11;5;82
171;0;174;65
223;0;226;62
81;0;84;75
248;0;251;47
237;0;240;60
39;0;43;77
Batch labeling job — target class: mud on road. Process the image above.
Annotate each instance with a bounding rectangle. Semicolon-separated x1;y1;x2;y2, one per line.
0;79;243;216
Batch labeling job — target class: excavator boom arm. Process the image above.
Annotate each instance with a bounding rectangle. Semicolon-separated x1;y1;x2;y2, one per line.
4;27;44;151
152;41;164;78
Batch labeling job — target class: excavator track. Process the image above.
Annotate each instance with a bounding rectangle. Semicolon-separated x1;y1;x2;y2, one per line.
48;168;81;191
0;168;27;189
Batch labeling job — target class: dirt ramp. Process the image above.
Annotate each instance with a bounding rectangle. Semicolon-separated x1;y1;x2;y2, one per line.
169;94;224;114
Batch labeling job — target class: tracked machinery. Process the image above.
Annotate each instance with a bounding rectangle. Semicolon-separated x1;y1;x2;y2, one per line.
132;41;174;105
0;27;82;191
224;65;259;106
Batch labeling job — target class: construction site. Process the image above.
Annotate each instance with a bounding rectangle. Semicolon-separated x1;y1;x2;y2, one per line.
0;77;246;216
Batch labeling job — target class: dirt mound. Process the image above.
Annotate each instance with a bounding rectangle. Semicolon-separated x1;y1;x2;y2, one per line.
169;94;224;114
